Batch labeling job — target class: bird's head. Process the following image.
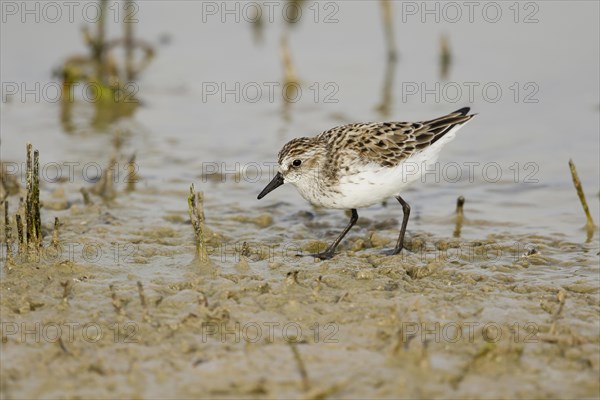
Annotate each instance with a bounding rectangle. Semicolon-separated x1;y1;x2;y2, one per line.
257;137;327;200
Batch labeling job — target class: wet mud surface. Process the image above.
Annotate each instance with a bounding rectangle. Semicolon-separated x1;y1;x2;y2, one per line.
1;167;599;398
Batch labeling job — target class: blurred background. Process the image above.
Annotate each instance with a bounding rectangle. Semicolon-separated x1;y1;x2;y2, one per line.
2;1;599;234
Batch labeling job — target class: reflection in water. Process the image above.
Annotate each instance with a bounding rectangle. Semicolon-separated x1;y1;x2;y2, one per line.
90;155;118;201
58;0;154;134
285;0;307;26
59;84;76;133
380;0;397;62
59;85;138;133
280;33;301;122
249;4;264;44
124;0;136;81
439;35;452;81
375;1;398;117
453;196;465;237
374;54;397;118
125;154;137;193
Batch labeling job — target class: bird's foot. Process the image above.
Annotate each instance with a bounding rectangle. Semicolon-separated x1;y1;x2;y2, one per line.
296;251;336;260
381;247;404;256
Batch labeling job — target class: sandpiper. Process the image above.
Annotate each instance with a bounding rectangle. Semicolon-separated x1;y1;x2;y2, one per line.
258;107;476;259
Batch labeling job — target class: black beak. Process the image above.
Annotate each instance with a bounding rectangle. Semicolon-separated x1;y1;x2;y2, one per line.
257;172;284;199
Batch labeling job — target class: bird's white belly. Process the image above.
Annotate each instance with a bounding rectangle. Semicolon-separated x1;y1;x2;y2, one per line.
334;164;412;208
332;134;458;209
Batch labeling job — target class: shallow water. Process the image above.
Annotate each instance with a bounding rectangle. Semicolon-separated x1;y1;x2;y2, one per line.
1;1;599;399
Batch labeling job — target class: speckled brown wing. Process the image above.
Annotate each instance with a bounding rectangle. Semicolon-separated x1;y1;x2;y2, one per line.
319;107;474;168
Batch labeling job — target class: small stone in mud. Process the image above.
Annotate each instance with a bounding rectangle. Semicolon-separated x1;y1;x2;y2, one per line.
356;270;374;280
285;270;300;285
522;247;539;257
405;237;426;252
405;261;443;279
235;257;250;271
231;214;273;228
43;199;70;211
383;281;399;291
563;283;597;294
302;240;328;254
436;240;454;251
351;238;365;251
256;282;270;294
369;231;392;248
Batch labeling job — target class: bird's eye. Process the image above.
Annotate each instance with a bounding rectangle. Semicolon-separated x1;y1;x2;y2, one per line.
292;159;302;167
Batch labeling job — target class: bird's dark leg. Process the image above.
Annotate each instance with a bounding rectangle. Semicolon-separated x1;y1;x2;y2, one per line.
391;195;411;255
307;209;358;260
